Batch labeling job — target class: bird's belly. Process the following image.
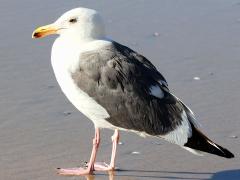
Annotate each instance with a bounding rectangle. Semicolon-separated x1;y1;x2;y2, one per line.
52;65;114;129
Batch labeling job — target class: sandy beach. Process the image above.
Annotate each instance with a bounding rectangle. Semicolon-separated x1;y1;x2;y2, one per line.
0;0;239;179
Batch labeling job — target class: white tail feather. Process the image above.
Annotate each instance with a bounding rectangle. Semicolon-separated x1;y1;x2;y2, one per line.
182;146;204;156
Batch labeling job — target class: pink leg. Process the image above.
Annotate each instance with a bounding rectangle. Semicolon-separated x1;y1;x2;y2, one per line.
110;129;119;168
93;129;120;171
57;128;100;176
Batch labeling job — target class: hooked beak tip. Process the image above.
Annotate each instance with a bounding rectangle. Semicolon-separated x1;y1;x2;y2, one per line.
32;24;58;39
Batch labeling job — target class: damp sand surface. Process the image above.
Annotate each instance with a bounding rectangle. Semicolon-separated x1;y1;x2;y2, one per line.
0;0;239;179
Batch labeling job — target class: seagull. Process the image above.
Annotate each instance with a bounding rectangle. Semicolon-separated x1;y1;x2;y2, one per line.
32;7;234;175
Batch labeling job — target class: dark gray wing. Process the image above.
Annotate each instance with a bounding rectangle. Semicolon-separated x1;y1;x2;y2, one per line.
72;41;185;136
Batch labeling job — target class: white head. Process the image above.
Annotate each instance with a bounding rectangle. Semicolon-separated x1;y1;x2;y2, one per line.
32;7;105;42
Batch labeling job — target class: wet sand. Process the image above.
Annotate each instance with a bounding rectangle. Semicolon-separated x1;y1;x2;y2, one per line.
0;0;239;179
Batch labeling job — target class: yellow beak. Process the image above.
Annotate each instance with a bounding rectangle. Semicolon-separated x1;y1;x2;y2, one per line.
32;24;58;39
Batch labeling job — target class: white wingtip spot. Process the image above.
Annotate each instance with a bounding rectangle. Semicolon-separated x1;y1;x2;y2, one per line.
207;140;222;151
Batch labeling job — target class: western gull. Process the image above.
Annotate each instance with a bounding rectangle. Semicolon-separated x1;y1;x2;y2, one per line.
32;7;234;175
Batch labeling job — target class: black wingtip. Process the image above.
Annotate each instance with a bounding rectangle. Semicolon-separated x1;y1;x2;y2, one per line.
210;143;235;159
219;146;234;159
184;123;234;159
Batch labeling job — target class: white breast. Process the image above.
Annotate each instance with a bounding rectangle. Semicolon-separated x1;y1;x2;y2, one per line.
51;38;114;129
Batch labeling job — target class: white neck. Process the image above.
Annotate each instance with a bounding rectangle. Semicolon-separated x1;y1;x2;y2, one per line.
51;36;112;72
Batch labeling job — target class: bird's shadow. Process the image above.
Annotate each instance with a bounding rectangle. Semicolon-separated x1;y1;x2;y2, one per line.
210;169;240;180
81;169;240;180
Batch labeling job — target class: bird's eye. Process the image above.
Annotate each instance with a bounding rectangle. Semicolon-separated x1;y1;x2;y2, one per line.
69;18;77;23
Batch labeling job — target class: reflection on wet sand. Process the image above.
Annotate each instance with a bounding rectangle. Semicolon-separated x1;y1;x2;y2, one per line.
85;171;115;180
81;169;213;180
